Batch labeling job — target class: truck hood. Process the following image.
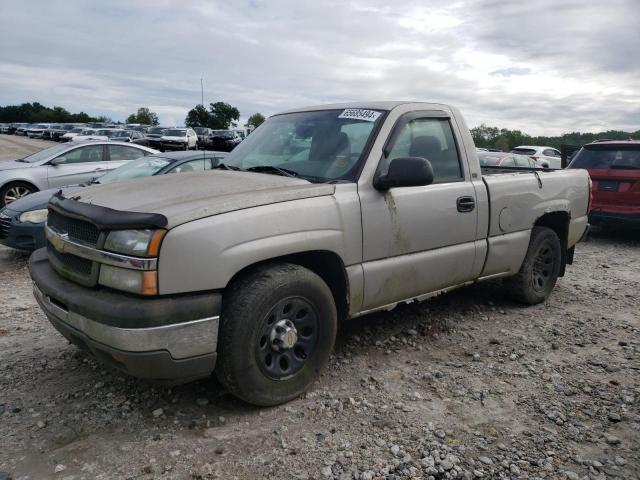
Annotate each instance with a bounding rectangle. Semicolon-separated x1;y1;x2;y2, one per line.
68;170;336;228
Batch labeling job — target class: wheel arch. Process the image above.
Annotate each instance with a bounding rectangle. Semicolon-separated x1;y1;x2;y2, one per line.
534;211;570;276
225;250;350;321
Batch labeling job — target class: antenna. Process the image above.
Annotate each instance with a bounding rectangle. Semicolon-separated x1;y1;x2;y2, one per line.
200;77;204;106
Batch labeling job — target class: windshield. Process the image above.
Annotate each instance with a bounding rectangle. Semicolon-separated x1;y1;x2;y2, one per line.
193;127;206;134
165;129;186;136
222;109;384;182
148;127;165;134
96;156;171;183
111;131;129;137
21;144;71;163
570;145;640;169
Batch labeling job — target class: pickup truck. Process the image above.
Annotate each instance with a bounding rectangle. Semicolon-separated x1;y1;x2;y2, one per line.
29;102;590;406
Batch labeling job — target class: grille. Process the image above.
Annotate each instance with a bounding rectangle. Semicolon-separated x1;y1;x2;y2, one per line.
48;210;100;246
0;214;10;239
48;243;93;276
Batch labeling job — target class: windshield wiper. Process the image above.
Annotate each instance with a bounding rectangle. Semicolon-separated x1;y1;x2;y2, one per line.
15;158;26;162
212;163;243;171
245;165;298;178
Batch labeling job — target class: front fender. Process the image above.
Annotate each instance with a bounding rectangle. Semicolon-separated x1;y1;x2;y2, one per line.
157;190;362;295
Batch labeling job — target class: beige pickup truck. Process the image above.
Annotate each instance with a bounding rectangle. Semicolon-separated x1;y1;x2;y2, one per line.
30;102;590;406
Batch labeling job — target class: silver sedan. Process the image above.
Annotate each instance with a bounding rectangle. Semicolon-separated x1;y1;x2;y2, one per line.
0;141;158;207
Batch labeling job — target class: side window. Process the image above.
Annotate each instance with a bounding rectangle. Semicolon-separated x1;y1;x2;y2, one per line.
109;145;147;161
543;149;557;157
169;159;210;173
501;156;516;167
515;155;531;167
385;118;462;182
57;145;104;164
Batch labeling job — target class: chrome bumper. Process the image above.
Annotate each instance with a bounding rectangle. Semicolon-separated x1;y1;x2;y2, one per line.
34;283;219;360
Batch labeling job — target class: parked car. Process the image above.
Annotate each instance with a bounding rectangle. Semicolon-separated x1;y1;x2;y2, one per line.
60;127;87;142
72;128;121;142
512;146;561;169
144;126;168;150
0;150;227;251
0;124;11;134
30;101;590;406
0;141;157;207
193;127;212;147
26;124;51;138
15;125;31;136
207;129;242;151
110;130;148;144
568;140;640;228
42;124;63;140
51;124;80;141
478;152;545;168
159;128;198;151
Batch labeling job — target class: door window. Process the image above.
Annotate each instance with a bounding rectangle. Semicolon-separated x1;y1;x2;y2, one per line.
169;158;212;173
500;156;516;167
514;155;532;167
56;145;104;164
109;145;148;161
543;149;558;157
385;118;462;182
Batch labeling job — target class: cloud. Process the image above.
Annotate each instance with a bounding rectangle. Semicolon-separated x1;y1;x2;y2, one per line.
0;0;638;135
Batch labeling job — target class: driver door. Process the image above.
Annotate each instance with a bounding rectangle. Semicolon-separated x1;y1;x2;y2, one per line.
359;114;479;310
46;144;108;188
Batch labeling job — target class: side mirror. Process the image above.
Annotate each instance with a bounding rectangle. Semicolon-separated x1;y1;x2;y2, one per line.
374;157;434;190
50;157;67;166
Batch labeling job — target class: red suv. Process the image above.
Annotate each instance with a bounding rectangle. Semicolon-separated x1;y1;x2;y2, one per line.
568;140;640;228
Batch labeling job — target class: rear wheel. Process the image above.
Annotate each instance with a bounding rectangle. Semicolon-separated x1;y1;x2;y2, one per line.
0;182;37;208
215;263;337;406
504;226;562;304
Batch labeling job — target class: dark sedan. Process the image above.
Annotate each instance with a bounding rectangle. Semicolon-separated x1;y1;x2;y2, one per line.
206;130;242;151
0;150;227;251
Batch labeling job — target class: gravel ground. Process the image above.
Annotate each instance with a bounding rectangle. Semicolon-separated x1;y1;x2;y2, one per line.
0;229;638;480
0;134;56;160
0;135;638;479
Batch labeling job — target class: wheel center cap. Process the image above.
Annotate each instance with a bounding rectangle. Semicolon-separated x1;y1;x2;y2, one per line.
270;319;298;351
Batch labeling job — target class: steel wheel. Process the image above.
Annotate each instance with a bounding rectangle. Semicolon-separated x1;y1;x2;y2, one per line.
4;185;32;205
256;297;319;380
532;243;554;291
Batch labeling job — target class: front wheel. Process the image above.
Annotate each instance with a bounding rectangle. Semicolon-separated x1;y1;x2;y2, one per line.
504;226;562;304
0;182;37;208
215;263;337;406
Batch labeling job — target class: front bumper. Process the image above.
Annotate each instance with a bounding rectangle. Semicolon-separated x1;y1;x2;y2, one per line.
0;211;46;251
29;248;221;383
160;141;187;150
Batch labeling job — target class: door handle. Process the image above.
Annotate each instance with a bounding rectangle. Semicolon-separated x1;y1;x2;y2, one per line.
456;196;475;212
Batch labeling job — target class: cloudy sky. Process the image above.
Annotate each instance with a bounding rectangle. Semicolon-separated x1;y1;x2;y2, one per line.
1;0;638;135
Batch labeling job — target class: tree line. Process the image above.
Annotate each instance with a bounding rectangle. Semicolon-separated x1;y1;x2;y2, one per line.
3;102;636;148
0;102;109;124
471;124;640;151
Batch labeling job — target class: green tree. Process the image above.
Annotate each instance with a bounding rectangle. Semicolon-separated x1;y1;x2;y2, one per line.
208;102;240;129
247;112;266;129
126;107;159;125
184;104;211;128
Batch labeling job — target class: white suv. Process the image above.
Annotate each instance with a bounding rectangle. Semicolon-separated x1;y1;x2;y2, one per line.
160;128;198;151
512;146;561;169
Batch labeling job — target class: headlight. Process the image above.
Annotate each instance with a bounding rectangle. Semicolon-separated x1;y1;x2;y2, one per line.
104;229;166;257
20;209;48;224
99;264;158;295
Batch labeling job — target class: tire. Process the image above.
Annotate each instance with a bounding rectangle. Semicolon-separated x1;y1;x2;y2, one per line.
504;226;562;304
215;263;337;406
0;181;37;208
